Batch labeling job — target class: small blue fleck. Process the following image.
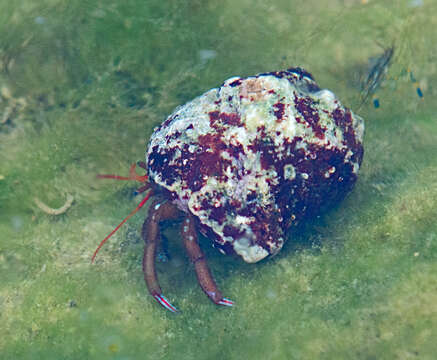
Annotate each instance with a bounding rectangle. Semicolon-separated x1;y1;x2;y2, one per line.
416;87;423;98
373;98;380;108
34;16;45;24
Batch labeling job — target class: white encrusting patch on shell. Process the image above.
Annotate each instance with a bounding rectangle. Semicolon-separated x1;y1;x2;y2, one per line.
233;237;269;263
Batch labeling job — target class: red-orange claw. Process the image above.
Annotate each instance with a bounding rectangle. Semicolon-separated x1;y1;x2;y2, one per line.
153;294;179;313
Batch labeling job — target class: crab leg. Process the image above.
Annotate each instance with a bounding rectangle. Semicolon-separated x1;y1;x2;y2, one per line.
181;215;234;307
142;201;181;312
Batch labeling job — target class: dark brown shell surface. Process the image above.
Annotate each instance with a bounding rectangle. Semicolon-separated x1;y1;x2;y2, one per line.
146;68;364;263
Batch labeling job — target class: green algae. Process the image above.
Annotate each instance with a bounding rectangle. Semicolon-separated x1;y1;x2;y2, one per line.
1;0;437;359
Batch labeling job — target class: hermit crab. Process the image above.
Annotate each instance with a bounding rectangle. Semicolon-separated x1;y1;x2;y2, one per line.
93;67;364;313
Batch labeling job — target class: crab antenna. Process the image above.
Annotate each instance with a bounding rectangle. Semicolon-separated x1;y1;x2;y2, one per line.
97;163;148;183
91;191;153;263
